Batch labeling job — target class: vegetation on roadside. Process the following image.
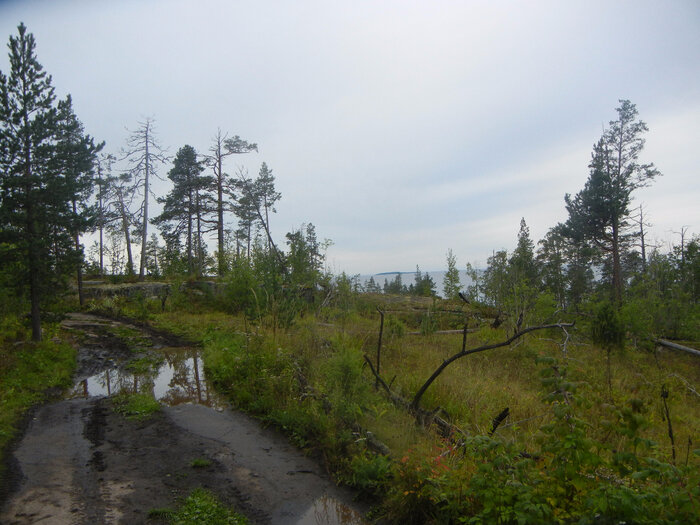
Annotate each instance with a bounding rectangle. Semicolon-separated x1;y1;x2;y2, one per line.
138;281;699;524
0;316;76;476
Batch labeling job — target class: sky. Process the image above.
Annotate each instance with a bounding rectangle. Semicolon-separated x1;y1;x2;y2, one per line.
1;0;699;275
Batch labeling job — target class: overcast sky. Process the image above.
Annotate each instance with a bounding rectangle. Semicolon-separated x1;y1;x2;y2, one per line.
1;0;699;275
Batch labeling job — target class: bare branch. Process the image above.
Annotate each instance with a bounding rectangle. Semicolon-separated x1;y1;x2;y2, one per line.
411;322;575;410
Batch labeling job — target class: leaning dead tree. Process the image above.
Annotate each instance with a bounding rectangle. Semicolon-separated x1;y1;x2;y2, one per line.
364;316;574;437
410;321;575;411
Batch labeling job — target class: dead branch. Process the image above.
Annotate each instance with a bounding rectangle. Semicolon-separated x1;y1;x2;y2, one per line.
376;308;385;388
661;384;676;464
362;354;466;438
410;322;575;411
489;407;510;436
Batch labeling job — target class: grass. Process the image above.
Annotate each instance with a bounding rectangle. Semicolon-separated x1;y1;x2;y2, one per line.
148;487;248;524
190;458;212;468
112;391;161;420
94;290;700;522
0;318;76;478
149;294;700;462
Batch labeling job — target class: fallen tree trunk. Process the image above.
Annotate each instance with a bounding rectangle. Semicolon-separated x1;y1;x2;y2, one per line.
656;339;700;357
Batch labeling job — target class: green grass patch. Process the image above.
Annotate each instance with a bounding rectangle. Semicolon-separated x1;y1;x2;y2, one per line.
112;392;161;420
0;326;76;476
149;487;247;524
190;457;212;468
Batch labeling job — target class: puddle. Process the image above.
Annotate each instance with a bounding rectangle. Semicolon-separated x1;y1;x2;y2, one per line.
296;495;367;524
68;347;226;409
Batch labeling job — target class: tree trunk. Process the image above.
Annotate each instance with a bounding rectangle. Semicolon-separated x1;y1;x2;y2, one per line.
27;202;42;342
73;200;84;306
187;190;193;274
139;130;150;281
639;206;647;273
611;219;623;305
216;151;225;275
24;129;42;341
99;220;104;278
118;192;134;275
196;189;203;276
97;162;104;277
411;322;574;411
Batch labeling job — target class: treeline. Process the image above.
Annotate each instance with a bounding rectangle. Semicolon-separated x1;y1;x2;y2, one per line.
352;100;698;344
0;24;325;340
452;101;698;343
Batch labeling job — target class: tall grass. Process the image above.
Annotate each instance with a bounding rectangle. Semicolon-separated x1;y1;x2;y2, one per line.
144;292;700;522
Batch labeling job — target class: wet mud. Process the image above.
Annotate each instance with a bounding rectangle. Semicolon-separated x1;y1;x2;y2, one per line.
1;313;368;524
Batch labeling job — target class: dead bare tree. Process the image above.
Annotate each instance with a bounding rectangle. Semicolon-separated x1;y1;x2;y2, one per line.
122;117;168;280
207;129;257;275
94;153;116;277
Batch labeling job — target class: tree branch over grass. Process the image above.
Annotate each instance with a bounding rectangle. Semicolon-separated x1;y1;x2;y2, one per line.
410;322;575;411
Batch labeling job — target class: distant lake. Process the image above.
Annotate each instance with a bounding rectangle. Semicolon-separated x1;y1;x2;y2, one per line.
356;270;475;298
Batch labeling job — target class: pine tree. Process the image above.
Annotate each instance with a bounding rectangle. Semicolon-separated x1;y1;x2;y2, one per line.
153;145;211;276
54;95;103;304
254;162;281;248
366;276;382;294
509;218;537;286
0;24;99;339
564;100;660;305
443;248;461;299
537;226;567;309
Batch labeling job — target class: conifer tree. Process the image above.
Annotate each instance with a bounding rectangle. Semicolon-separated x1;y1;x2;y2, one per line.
564;100;659;305
54;95;103;304
255;162;281;247
443;248;461;299
0;24;99;339
153;144;211;275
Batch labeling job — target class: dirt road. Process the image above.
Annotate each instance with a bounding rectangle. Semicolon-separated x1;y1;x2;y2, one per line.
0;314;367;524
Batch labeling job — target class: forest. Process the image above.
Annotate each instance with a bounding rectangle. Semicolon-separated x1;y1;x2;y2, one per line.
1;23;699;524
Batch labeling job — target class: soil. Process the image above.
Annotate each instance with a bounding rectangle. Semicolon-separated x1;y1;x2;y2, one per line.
0;313;368;524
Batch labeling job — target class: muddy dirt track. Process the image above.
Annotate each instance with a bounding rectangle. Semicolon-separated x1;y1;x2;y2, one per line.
0;313;367;524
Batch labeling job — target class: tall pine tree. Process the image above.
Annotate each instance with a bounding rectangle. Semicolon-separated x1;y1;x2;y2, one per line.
564;100;659;305
0;24;99;339
153;144;211;276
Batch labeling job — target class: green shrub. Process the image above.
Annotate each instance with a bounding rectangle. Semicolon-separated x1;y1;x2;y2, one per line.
419;310;437;335
385;317;406;339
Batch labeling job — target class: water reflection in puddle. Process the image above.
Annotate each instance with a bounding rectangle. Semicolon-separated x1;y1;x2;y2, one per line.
296;495;367;525
68;347;225;409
